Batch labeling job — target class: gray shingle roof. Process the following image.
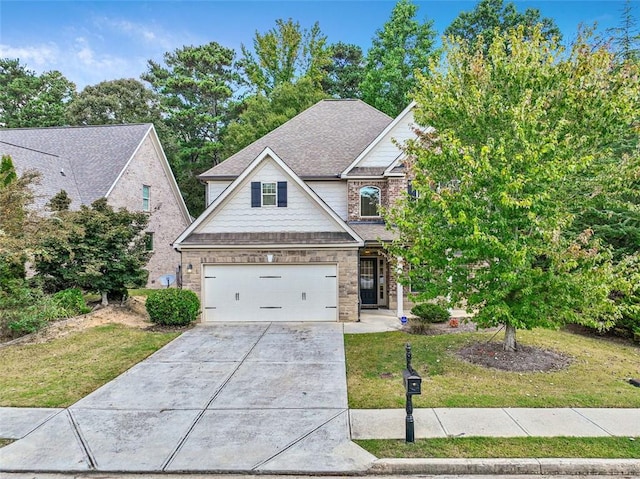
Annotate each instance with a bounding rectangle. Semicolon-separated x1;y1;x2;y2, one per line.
0;124;152;208
199;99;392;179
348;222;398;242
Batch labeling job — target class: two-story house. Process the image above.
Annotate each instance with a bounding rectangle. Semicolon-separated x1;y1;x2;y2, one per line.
0;124;191;288
174;99;417;322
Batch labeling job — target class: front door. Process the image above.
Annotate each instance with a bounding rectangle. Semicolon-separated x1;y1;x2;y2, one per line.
360;258;377;307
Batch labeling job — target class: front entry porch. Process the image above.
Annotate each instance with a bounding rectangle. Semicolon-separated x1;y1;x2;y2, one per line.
359;248;405;316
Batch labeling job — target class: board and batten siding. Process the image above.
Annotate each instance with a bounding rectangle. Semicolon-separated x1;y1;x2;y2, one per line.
207;181;232;206
357;110;415;169
307;181;347;220
196;158;343;234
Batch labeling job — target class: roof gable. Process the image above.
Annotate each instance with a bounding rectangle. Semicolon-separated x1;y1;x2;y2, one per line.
342;101;416;177
175;147;363;248
199;100;392;179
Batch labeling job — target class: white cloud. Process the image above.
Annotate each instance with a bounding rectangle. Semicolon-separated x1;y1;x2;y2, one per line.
95;17;175;50
0;43;60;68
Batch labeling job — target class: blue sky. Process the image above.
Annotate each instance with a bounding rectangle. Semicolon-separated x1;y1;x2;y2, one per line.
0;0;630;90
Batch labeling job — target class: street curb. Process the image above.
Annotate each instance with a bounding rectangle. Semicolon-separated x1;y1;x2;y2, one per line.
369;458;640;475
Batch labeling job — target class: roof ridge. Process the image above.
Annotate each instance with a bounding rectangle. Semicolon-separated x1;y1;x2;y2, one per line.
0;123;153;132
0;140;59;158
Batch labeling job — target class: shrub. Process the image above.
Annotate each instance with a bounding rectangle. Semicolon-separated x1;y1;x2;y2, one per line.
410;303;451;323
52;288;91;316
146;288;199;326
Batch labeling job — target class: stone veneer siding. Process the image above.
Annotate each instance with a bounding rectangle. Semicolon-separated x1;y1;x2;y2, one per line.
180;248;360;322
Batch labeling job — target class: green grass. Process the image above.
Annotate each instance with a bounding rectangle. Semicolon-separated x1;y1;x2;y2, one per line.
0;324;179;407
345;329;640;408
357;437;640;458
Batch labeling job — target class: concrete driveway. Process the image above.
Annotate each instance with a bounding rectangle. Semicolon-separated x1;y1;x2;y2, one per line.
0;322;374;474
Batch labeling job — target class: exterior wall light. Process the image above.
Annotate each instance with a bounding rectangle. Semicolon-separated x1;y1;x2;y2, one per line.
187;263;193;274
267;254;274;263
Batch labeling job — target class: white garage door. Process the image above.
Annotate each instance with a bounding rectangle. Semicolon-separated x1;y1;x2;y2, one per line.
203;264;338;322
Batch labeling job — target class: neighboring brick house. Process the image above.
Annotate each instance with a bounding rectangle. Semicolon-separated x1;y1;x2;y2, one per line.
0;124;191;288
174;100;418;322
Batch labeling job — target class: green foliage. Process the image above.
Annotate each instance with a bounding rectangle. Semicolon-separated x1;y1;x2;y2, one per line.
221;77;327;157
385;27;640;350
607;0;640;62
34;197;150;303
321;42;365;98
411;303;451;323
0;281;72;338
0;58;76;128
361;0;438;117
444;0;562;54
142;42;240;215
145;288;200;326
0;156;42;282
52;288;91;316
46;189;72;212
240;18;331;95
1;155;17;186
66;78;162;126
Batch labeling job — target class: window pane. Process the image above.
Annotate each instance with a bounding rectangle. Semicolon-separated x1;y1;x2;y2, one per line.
262;182;276;206
142;185;150;211
145;232;154;251
360;186;380;217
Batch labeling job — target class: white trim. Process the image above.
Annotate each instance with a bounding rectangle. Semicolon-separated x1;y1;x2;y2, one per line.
104;124;151;198
359;185;382;218
105;125;192;225
341;101;416;178
174;147;364;248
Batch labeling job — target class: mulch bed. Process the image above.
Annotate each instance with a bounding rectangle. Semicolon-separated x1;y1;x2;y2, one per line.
457;341;573;372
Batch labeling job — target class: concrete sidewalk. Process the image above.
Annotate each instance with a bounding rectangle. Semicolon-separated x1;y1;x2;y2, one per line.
350;407;640;439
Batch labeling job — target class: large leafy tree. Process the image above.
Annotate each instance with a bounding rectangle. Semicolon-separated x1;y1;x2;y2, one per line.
444;0;561;54
34;197;150;306
142;42;240;215
361;0;437;117
222;77;327;158
385;27;639;351
240;18;331;95
0;58;76;127
321;42;365;99
66;78;162;126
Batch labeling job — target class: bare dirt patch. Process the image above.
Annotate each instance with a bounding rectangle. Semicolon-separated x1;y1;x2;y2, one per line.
457;341;573;372
1;296;152;347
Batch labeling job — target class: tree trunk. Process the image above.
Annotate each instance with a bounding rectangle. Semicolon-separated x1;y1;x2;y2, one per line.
503;324;517;352
101;291;108;307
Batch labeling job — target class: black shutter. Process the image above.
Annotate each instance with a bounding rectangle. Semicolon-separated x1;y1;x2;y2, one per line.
251;182;261;207
277;181;287;207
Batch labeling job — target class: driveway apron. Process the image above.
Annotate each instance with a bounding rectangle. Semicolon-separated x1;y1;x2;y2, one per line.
0;322;375;474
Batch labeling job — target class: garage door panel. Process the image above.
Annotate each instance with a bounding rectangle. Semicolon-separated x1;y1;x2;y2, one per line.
203;264;337;322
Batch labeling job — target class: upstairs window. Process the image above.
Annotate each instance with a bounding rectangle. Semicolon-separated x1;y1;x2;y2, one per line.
262;182;277;206
142;185;150;212
360;186;381;217
251;181;287;207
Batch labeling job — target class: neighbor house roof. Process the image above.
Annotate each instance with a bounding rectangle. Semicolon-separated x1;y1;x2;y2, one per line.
199;99;393;179
0;124;153;208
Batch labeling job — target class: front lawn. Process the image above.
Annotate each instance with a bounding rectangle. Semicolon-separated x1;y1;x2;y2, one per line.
345;329;640;408
357;437;640;458
0;324;179;407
